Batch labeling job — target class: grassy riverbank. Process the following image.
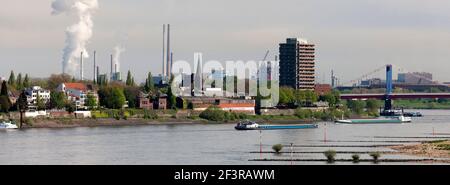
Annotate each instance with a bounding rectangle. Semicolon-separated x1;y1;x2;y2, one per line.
394;100;450;109
19;115;324;129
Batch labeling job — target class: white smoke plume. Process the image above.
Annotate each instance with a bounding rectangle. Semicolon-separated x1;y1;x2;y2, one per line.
51;0;99;75
113;45;125;73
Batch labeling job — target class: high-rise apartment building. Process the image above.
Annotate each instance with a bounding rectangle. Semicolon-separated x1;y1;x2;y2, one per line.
279;38;315;90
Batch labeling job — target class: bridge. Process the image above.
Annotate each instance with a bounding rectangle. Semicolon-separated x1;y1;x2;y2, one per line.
341;93;450;100
339;64;450;113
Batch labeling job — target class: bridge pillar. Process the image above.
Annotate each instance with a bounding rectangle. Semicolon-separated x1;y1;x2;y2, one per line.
386;64;393;94
384;95;392;110
384;64;393;111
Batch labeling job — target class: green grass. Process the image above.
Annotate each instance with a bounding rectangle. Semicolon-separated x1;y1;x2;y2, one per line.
424;140;448;144
436;144;450;150
91;111;110;118
395;100;450;109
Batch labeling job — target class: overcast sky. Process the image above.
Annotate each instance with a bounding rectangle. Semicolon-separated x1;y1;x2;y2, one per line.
1;0;450;84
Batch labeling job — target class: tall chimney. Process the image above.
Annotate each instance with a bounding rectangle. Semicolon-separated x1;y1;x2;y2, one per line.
110;54;113;80
331;70;335;88
96;66;100;83
162;24;166;77
169;52;173;78
93;51;96;82
166;24;170;79
80;52;84;81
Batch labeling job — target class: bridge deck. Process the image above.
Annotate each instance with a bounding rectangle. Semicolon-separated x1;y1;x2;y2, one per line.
340;93;450;100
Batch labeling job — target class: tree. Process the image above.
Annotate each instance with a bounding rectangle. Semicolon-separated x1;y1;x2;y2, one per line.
0;96;11;113
366;99;380;113
131;77;136;86
332;90;341;106
8;70;15;87
347;100;366;115
50;92;67;110
16;73;23;90
304;90;318;106
1;81;8;96
0;81;11;113
23;74;30;88
320;93;336;107
320;91;340;107
48;74;72;90
166;76;176;109
85;94;97;110
144;72;154;93
65;103;76;113
124;86;140;108
279;87;295;106
36;93;46;110
17;90;28;128
98;87;126;109
199;106;225;121
126;70;133;86
110;87;126;109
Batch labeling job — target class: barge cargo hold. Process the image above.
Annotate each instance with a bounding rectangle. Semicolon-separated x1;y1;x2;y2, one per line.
335;116;412;124
234;120;318;130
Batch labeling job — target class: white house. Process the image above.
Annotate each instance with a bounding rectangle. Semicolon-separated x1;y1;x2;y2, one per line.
25;86;51;108
56;83;98;110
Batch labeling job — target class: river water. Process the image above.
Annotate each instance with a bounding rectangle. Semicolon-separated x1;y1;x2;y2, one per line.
1;109;450;165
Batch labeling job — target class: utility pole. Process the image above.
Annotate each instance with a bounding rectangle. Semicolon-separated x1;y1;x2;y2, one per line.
290;143;294;165
259;130;262;159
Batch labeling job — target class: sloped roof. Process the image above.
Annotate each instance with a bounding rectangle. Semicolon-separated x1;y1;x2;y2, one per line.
64;83;87;91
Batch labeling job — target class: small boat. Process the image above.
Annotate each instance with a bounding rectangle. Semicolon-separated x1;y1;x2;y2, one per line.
235;120;259;130
335;115;412;124
0;120;18;129
234;120;318;130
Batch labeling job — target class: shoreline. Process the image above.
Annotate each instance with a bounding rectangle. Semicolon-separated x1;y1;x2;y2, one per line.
20;117;321;129
22;118;210;129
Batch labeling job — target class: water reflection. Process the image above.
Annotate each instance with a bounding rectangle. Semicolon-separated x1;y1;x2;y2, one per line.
0;109;449;164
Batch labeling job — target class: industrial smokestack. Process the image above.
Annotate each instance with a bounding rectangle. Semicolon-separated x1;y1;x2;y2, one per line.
331;70;335;88
162;24;166;77
96;66;99;83
169;52;173;77
80;52;84;80
93;50;96;82
166;24;170;78
110;54;113;77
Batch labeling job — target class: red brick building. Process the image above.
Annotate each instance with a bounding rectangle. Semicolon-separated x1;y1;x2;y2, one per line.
314;84;332;95
139;98;153;110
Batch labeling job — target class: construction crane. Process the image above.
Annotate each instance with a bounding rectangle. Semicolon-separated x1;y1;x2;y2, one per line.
262;50;270;62
257;50;270;79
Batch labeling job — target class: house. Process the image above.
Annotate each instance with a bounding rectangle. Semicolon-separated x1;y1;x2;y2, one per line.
156;94;167;110
176;96;256;114
138;92;153;110
56;83;98;110
139;97;153;110
217;99;255;114
176;96;219;111
25;86;51;109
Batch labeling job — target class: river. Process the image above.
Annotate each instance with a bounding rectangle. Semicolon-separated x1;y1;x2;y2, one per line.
1;109;450;165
